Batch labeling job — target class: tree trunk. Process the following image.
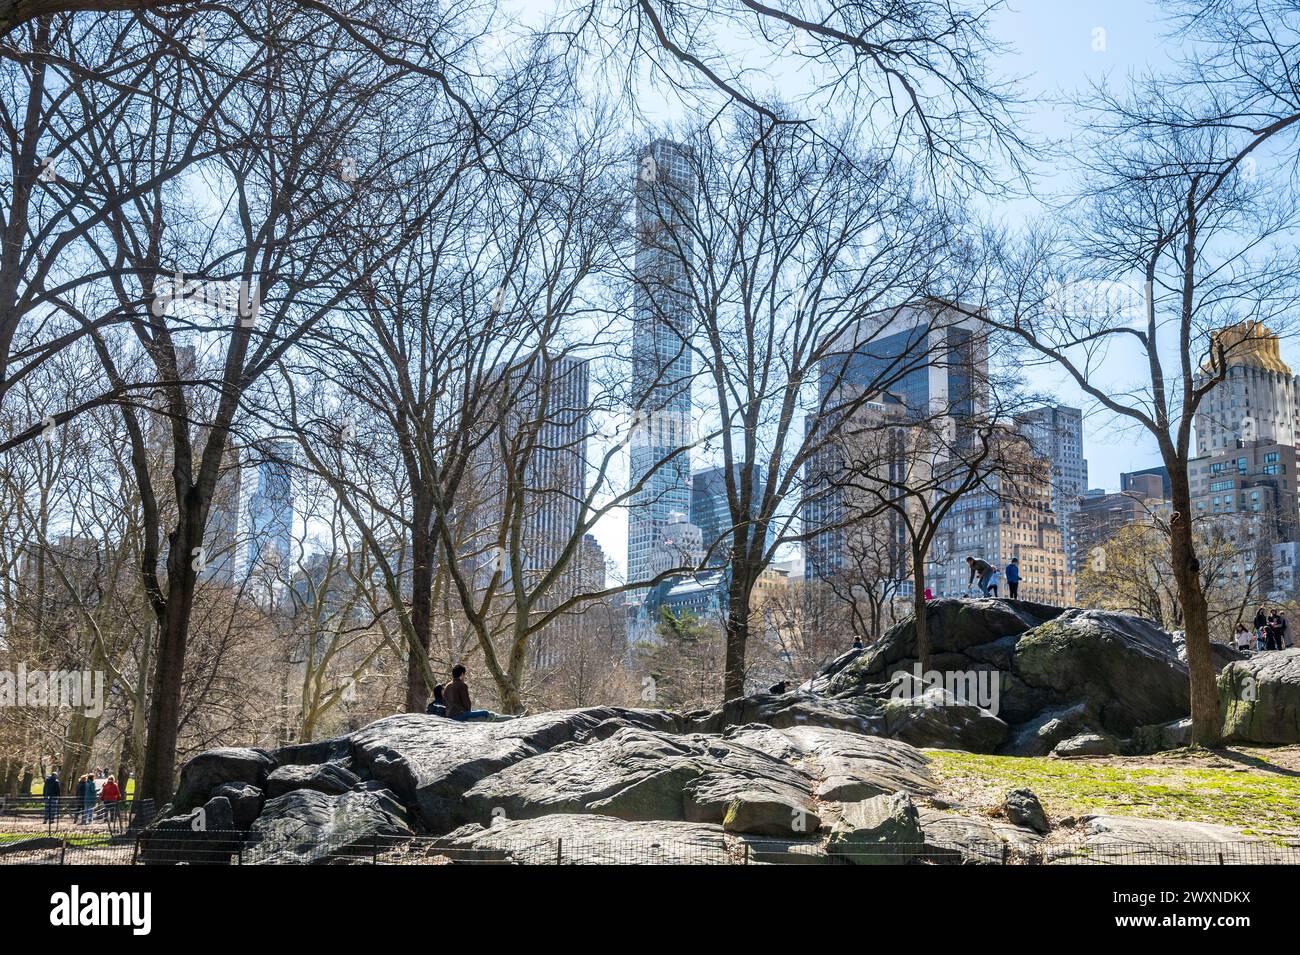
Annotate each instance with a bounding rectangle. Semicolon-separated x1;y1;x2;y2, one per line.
405;499;434;713
1169;478;1221;747
138;503;203;809
911;548;930;673
722;566;752;704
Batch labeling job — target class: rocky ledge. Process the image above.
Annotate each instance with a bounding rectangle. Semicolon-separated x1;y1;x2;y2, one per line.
139;599;1292;864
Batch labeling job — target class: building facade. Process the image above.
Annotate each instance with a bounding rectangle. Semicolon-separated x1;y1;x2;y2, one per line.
1018;404;1088;572
1193;321;1300;454
627;138;697;602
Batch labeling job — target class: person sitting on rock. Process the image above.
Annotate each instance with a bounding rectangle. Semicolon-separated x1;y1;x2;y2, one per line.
966;555;995;596
444;665;491;722
851;635;864;650
425;682;447;717
768;679;790;694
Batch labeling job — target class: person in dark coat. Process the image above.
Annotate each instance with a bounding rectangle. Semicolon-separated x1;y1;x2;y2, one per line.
43;771;60;824
1253;606;1268;650
79;773;97;823
768;680;790;695
425;682;447;717
1005;557;1020;599
966;556;995;596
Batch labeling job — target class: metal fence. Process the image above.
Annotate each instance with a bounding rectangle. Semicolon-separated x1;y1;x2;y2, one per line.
0;795;155;834
2;829;1297;865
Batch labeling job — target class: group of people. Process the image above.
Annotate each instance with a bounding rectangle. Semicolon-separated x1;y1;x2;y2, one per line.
966;555;1022;599
41;768;123;826
424;664;493;721
1235;607;1294;653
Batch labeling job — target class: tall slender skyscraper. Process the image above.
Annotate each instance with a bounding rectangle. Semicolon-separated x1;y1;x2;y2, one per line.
627;139;696;596
245;440;294;583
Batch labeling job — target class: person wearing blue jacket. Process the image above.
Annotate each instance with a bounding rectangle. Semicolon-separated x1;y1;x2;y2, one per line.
1006;557;1021;599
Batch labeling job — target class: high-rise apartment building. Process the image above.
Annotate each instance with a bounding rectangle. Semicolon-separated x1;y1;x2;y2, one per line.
804;300;987;587
472;354;590;608
929;446;1074;605
627;139;696;598
1018;404;1088;572
690;464;773;567
1193;321;1300;454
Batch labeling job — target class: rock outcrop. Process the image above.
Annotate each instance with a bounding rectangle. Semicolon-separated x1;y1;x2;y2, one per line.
1219;649;1300;744
141;599;1287;864
801;599;1203;753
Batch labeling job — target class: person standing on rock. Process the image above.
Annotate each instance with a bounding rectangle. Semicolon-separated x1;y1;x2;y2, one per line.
1234;622;1252;652
444;665;491;722
966;556;995;596
1005;557;1020;599
1254;606;1269;649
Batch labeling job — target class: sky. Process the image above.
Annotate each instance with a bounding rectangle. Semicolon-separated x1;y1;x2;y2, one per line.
505;1;1300;579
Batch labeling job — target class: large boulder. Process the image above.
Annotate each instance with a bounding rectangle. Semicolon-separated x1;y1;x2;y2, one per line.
264;761;362;799
137;795;240;864
876;671;1008;752
827;792;925;865
1003;702;1092;757
917;808;1042;865
211;782;263;829
270;736;351;766
1013;609;1191;735
689;692;884;736
245;788;412;863
459;725;815;832
1220;649;1300;743
722;792;821;838
1052;732;1120;758
172;747;275;813
428;813;734;865
348;707;684;832
743;724;937;802
810;598;1064;695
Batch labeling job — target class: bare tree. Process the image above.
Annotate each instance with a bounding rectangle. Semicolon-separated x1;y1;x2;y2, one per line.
633;116;961;701
972;74;1300;745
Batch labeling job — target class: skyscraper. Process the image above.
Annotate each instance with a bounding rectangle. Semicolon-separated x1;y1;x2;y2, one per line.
471;353;590;608
1193;321;1300;454
803;300;987;585
690;464;773;567
245;440;294;584
627;139;696;597
1018;404;1088;572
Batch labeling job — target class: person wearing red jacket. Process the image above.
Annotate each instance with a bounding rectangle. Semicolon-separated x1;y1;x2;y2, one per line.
100;775;122;826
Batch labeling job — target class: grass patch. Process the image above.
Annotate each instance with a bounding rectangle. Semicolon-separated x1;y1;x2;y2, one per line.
925;749;1300;832
0;831;113;847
